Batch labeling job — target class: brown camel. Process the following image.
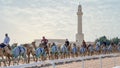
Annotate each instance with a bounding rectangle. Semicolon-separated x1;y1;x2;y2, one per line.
0;48;6;66
22;43;36;63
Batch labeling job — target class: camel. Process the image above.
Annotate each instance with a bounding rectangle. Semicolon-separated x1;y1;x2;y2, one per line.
79;45;86;56
66;43;72;58
0;48;6;66
47;43;52;60
22;43;36;63
71;43;79;58
3;45;13;66
0;44;16;66
35;45;46;62
30;42;37;62
40;43;49;60
4;44;27;65
59;44;68;59
87;44;94;56
107;43;113;54
95;43;101;55
50;43;59;60
79;40;87;56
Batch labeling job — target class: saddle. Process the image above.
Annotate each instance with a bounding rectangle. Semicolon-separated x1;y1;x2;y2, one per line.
0;43;6;48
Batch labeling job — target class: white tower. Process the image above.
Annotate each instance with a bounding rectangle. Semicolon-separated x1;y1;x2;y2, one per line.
76;4;84;45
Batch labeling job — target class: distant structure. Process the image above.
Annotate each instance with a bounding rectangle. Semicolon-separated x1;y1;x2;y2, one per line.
34;4;84;46
76;4;84;45
35;39;66;46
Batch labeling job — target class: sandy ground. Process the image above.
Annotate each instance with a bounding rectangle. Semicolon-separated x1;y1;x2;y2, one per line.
44;56;120;68
1;56;120;68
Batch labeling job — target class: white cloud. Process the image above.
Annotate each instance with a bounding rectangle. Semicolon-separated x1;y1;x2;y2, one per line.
0;0;120;44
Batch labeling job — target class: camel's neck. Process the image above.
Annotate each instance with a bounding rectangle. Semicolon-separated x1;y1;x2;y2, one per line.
33;44;37;49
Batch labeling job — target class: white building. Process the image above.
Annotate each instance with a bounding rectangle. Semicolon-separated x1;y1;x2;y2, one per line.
35;39;66;46
76;4;84;45
34;4;84;46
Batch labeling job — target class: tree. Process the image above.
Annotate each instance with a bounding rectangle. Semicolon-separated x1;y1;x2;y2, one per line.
95;36;110;45
111;37;120;45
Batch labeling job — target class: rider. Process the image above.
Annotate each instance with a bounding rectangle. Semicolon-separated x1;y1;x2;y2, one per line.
96;41;100;46
51;42;58;53
41;36;48;46
65;39;69;47
82;40;87;48
103;41;107;46
0;33;10;48
118;40;120;46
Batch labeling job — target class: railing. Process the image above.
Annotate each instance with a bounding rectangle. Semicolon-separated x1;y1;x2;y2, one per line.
113;66;120;68
1;53;120;68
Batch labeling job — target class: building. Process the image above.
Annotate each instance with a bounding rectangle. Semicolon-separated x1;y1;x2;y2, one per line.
34;39;66;46
76;4;84;46
34;4;84;46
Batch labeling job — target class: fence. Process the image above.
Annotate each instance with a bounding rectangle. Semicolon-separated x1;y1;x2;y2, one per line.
1;53;120;68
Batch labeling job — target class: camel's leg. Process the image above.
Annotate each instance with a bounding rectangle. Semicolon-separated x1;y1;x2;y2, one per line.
48;54;50;60
28;55;30;63
17;56;20;65
65;53;67;58
13;58;16;65
75;53;78;57
32;55;34;61
36;57;38;62
0;61;1;66
50;54;52;60
71;53;73;58
51;54;53;60
2;56;6;66
91;51;94;56
61;54;63;59
55;53;57;59
68;53;70;58
55;54;56;59
8;56;11;66
23;56;26;63
0;60;1;66
61;53;62;59
63;54;65;59
27;53;30;63
13;58;15;65
56;54;58;59
17;58;19;65
41;56;44;61
53;54;56;59
13;58;18;65
64;53;66;58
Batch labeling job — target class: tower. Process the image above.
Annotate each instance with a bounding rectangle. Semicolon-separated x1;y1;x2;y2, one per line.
76;4;84;45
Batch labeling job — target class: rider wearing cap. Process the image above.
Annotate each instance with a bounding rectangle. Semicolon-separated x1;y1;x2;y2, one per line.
0;33;10;48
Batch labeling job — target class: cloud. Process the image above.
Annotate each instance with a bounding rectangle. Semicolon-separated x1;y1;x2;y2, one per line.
0;0;120;44
0;1;77;43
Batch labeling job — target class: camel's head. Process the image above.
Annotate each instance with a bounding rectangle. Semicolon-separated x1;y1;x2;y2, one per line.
32;41;35;45
11;43;18;49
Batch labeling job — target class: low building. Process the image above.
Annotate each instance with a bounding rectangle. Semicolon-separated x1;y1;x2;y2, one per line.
34;39;66;46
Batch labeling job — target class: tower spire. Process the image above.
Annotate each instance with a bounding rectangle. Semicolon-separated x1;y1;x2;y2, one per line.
76;3;84;45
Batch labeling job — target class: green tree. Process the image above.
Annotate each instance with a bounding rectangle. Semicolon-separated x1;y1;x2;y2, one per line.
95;36;110;45
111;37;120;45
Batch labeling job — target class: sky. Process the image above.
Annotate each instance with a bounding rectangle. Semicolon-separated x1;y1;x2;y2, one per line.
0;0;120;44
